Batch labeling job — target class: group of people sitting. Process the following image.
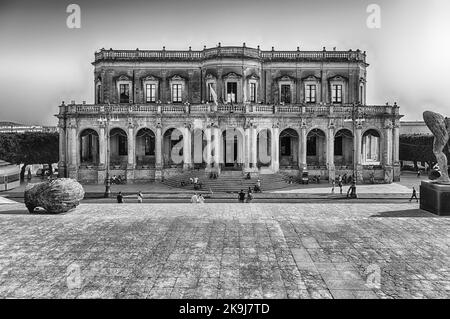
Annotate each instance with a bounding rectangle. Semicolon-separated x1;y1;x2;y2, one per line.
190;193;205;204
111;175;125;184
238;188;254;203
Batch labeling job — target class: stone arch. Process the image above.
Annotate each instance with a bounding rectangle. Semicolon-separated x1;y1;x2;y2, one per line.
279;128;299;168
334;128;354;167
362;129;381;165
79;128;99;166
220;128;244;169
162;127;184;167
307;128;327;167
257;128;272;167
109;128;128;167
135;128;156;167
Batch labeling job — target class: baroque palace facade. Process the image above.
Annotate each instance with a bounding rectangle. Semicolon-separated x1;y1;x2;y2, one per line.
57;44;402;184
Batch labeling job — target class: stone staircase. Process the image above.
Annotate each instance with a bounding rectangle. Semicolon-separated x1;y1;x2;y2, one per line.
162;170;291;193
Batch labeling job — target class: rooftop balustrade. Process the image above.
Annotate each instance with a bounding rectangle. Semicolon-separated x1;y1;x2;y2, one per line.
93;46;367;64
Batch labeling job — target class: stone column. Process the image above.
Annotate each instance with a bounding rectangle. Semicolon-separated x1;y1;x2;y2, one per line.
393;124;399;164
393;122;401;182
127;125;135;168
58;122;67;177
126;123;135;182
205;126;212;171
327;124;335;181
299;124;307;171
213;126;220;172
355;124;363;182
98;125;106;167
68;122;78;179
251;125;258;170
384;123;393;183
183;125;192;170
155;124;162;181
271;124;279;172
244;126;250;170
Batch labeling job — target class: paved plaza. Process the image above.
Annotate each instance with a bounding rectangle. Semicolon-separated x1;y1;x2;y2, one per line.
0;202;449;299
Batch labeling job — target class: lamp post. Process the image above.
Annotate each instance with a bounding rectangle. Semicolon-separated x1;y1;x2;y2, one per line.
97;105;119;198
345;103;365;197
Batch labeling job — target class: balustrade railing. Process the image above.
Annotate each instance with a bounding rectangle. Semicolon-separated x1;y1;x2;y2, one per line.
94;47;366;63
64;103;391;117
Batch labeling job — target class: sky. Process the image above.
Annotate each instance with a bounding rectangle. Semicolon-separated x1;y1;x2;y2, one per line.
0;0;449;125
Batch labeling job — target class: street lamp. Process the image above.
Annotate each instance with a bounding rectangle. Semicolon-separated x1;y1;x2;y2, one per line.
344;103;366;198
97;105;119;198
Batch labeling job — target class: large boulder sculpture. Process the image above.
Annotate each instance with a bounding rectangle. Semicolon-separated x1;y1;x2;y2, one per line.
24;178;85;214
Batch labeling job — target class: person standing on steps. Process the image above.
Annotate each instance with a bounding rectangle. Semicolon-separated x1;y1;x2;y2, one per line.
137;191;143;203
246;187;253;203
117;192;124;204
238;189;246;203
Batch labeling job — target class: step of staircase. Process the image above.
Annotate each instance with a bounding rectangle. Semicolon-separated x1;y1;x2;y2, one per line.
162;170;292;193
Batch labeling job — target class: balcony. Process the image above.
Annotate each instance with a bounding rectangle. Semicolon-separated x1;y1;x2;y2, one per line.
60;102;399;118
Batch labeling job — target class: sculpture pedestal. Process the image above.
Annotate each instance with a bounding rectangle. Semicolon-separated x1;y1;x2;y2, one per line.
420;181;450;216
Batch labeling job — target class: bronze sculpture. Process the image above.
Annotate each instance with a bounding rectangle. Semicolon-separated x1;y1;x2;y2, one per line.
423;111;450;184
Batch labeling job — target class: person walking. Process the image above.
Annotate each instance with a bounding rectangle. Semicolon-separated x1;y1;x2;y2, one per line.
238;189;246;203
417;170;421;178
331;179;335;194
117;192;124;204
338;179;343;194
137;191;143;203
198;193;205;204
409;187;419;203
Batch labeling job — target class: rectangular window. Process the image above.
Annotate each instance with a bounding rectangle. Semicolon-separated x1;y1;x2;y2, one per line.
305;84;316;103
280;84;291;104
227;82;237;103
145;84;156;103
332;84;342;104
119;84;130;103
250;83;256;103
172;84;182;103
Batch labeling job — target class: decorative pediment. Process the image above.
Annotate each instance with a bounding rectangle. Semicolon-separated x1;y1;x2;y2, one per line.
302;75;321;82
223;72;242;79
246;73;260;80
277;75;295;82
117;75;130;81
328;75;348;82
143;75;159;82
170;74;185;81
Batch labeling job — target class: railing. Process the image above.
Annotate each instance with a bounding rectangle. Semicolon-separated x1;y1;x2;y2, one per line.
94;47;366;63
63;103;392;117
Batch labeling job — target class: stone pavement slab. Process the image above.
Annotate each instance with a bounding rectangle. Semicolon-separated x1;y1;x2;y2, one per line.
0;202;448;299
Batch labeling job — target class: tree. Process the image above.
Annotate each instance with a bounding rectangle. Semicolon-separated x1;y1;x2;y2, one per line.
0;132;59;180
399;134;450;169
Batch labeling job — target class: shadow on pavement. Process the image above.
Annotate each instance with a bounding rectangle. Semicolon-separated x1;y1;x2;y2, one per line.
370;209;438;218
